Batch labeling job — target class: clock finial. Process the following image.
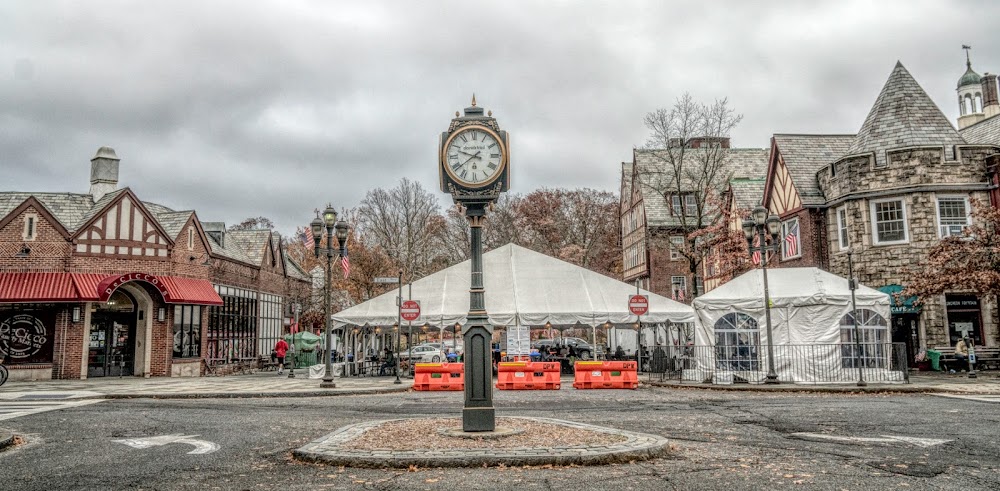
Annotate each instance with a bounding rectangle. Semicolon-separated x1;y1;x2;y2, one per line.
471;93;477;107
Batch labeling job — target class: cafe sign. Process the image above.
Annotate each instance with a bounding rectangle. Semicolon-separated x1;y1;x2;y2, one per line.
0;311;55;363
97;272;171;302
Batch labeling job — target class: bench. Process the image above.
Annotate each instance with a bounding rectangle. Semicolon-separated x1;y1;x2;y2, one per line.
933;346;1000;371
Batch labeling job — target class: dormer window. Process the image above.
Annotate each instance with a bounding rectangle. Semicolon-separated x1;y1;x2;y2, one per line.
22;213;38;241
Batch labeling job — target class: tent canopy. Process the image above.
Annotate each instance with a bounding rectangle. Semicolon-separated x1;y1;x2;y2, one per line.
332;243;694;328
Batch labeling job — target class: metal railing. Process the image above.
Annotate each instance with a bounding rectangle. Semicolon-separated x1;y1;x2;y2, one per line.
644;343;909;385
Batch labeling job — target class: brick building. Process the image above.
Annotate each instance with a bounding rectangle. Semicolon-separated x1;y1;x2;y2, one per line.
620;141;768;301
760;60;1000;357
0;147;310;381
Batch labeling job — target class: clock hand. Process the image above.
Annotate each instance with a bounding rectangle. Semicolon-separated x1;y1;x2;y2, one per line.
457;150;478;158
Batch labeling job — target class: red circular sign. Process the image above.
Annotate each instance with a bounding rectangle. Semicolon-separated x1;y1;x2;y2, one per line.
400;300;421;321
628;295;648;315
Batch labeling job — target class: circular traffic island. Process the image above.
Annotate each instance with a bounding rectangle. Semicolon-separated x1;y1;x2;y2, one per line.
293;416;670;468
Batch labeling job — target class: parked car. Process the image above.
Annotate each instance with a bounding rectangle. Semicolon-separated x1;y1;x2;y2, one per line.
416;342;464;355
531;337;596;359
398;345;444;363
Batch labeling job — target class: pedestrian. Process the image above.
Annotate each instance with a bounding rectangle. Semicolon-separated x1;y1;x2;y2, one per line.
274;337;289;375
953;336;971;372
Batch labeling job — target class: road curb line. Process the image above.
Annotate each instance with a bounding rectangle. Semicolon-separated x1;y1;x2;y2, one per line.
643;381;989;394
85;386;411;400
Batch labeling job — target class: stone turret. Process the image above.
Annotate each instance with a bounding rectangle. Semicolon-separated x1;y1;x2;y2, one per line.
89;146;120;202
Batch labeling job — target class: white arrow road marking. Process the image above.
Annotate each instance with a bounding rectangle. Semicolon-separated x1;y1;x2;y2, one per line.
113;434;220;455
790;432;952;448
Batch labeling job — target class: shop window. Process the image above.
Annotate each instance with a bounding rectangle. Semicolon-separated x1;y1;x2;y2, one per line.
714;313;760;371
0;304;56;364
207;286;258;362
258;293;283;356
839;309;888;368
173;305;202;358
870;198;908;245
936;196;970;238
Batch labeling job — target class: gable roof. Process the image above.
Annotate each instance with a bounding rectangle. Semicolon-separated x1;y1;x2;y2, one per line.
0;196;72;239
772;134;855;206
959;115;1000;145
847;62;966;166
226;229;273;266
0;192;95;233
728;178;766;212
151;210;195;239
633;147;769;227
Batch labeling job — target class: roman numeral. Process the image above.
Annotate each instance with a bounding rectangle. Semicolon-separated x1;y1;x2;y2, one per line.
459;169;468;179
459;134;467;143
490;153;500;158
488;143;497;148
452;162;462;171
487;162;497;170
482;133;487;141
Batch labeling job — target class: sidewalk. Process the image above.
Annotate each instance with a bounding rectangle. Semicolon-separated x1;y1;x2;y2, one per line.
645;371;1000;394
0;371;411;400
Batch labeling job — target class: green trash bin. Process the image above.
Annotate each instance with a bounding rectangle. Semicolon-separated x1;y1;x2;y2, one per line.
285;332;321;369
926;349;942;371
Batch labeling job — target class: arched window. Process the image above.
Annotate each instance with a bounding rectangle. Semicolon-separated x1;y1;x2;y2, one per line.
974;93;982;113
714;312;760;371
840;309;888;368
965;94;974;115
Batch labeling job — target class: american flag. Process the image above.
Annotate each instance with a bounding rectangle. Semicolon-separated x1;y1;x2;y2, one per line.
678;289;686;302
785;232;798;257
299;227;314;248
339;247;350;278
751;234;762;266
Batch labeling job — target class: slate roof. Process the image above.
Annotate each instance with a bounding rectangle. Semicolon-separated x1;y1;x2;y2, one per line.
0;192;95;232
226;229;273;266
152;211;194;239
633;147;769;227
205;232;255;264
75;188;129;229
959;115;1000;145
729;178;766;212
847;62;966;167
772;134;855;206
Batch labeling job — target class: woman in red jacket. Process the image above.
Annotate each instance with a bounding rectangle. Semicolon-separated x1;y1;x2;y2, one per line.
274;338;289;375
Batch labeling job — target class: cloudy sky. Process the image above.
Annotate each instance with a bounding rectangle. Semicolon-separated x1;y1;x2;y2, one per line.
3;1;999;234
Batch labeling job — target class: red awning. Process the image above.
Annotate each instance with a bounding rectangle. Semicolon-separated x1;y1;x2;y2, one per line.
0;272;223;306
0;272;81;302
157;276;223;306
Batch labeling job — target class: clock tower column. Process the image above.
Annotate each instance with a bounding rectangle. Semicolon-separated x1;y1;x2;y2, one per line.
439;96;509;432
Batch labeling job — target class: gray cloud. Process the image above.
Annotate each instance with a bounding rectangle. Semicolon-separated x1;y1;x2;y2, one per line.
2;0;998;234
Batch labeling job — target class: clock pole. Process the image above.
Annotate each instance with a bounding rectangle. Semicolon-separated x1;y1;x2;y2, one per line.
462;202;495;432
439;96;508;432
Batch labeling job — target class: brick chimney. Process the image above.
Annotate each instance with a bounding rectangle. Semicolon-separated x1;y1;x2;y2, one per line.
89;146;119;202
983;73;999;120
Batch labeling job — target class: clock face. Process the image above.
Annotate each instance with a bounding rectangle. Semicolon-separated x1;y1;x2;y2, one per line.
443;127;504;187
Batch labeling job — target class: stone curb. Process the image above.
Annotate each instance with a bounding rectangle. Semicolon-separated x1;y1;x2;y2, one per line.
0;430;15;452
83;385;411;400
293;416;671;468
644;381;1000;395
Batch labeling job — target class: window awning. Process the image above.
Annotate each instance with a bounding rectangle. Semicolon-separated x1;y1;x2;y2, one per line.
0;272;222;306
877;284;921;314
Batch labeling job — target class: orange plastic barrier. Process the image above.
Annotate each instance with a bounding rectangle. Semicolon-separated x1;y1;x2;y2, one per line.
413;362;464;391
495;361;561;390
572;360;638;389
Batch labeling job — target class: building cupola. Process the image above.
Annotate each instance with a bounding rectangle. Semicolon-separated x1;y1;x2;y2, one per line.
957;45;985;129
89;146;120;202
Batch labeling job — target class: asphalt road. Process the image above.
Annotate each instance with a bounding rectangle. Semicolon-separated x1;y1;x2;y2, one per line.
1;388;997;490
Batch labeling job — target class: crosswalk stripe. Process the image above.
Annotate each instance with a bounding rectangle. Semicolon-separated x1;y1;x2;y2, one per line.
931;394;1000;404
0;399;104;421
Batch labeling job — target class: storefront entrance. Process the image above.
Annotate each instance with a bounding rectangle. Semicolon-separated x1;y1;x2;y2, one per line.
946;294;983;346
891;313;919;365
87;290;138;378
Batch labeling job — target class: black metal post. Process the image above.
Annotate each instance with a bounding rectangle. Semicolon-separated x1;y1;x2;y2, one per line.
288;303;299;379
760;230;779;384
463;204;495;432
320;226;336;388
847;250;866;386
394;270;402;384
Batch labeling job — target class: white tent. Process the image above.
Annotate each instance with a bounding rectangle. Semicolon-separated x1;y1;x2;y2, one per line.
690;267;898;384
332;244;694;329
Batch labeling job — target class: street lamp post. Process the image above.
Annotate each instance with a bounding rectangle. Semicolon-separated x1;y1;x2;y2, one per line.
288;302;300;379
742;205;782;384
846;249;867;387
310;205;350;389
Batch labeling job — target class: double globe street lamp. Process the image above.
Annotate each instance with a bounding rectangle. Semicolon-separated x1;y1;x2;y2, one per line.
310;205;350;389
742;205;782;384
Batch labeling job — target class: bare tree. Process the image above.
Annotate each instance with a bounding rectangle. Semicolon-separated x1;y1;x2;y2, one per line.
357;178;443;281
641;94;744;297
229;216;274;231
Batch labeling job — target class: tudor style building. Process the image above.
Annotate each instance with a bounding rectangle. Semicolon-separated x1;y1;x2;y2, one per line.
620;140;768;301
0;147;310;381
760;60;1000;356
